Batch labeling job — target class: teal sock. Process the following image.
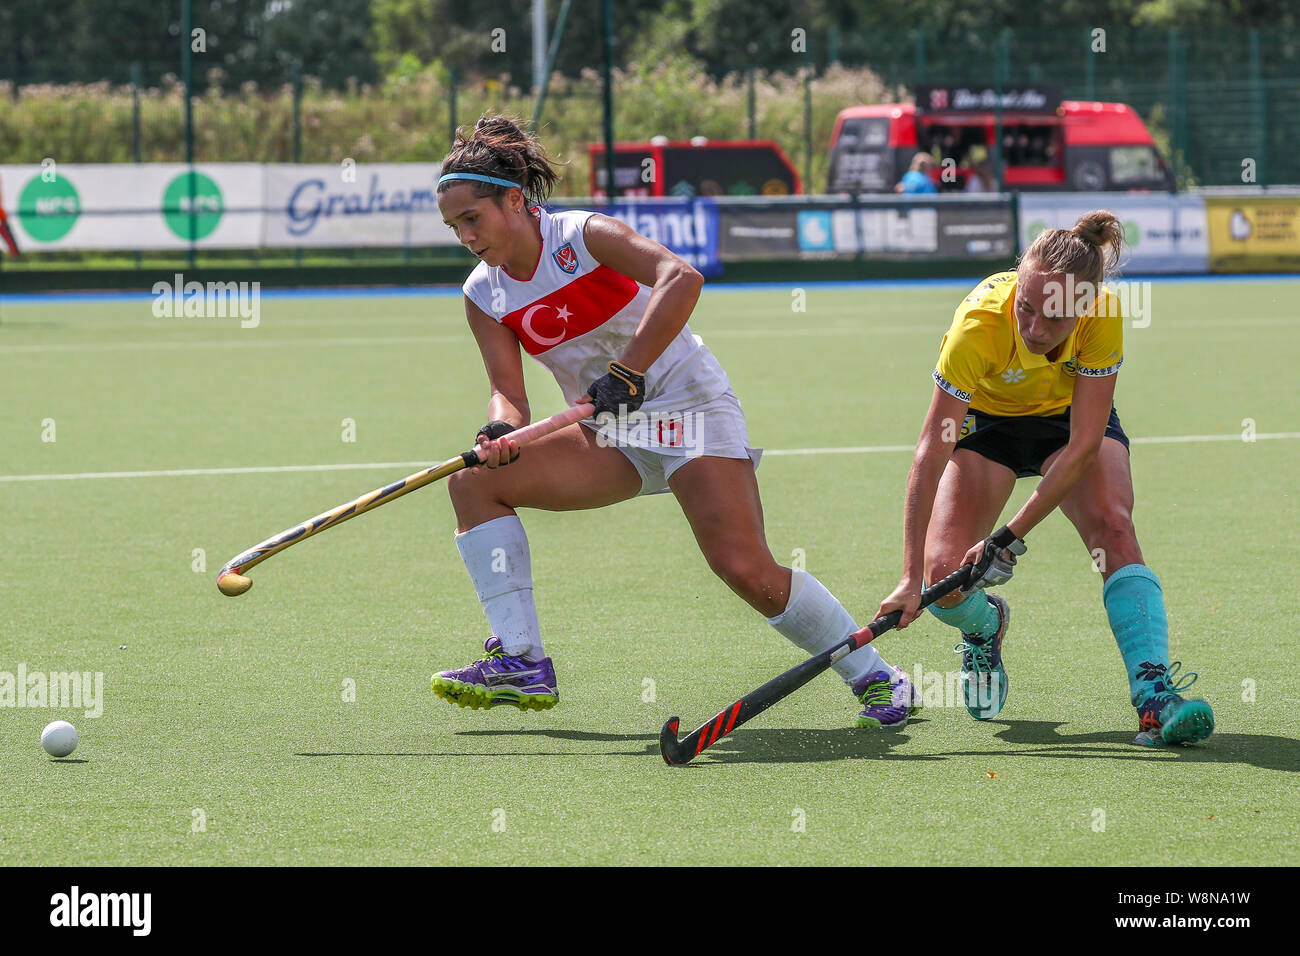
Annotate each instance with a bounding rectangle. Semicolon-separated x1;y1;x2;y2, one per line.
928;588;999;641
1102;564;1171;706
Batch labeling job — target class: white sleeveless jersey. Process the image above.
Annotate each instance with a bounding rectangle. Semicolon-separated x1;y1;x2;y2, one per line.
462;206;732;413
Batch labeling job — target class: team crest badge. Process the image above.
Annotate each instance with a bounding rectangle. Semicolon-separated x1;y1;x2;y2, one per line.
553;242;578;274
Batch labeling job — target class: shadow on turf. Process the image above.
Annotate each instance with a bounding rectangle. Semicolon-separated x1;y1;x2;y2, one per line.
296;729;662;759
689;721;1300;769
296;722;1300;770
978;721;1300;773
295;727;936;763
457;725;941;763
297;752;644;757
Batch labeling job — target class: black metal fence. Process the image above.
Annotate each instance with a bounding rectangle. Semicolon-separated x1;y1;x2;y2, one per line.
1;26;1297;190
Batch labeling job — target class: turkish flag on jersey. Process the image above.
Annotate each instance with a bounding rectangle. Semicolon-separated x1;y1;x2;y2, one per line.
502;265;639;355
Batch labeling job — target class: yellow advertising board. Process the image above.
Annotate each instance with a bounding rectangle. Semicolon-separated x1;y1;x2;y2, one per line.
1206;196;1300;271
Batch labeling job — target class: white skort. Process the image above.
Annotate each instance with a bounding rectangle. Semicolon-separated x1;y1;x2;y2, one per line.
579;388;763;496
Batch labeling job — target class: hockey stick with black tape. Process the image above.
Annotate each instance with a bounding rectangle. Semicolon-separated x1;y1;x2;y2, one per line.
660;563;975;765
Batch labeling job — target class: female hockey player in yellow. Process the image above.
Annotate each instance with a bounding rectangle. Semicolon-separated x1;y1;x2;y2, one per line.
429;116;919;729
877;210;1214;747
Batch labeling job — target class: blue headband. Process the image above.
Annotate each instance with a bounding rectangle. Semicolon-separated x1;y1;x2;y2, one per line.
438;172;522;191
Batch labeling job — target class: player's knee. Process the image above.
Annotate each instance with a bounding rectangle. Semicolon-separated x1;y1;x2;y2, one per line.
924;547;965;589
447;467;506;513
446;468;475;505
707;551;772;605
1089;508;1139;562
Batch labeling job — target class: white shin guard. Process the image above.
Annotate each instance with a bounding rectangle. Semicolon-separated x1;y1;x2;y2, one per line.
454;514;545;660
765;568;887;685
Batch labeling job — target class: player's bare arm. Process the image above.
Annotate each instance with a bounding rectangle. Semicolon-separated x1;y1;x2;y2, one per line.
465;295;529;470
879;384;968;627
579;213;704;379
961;370;1116;570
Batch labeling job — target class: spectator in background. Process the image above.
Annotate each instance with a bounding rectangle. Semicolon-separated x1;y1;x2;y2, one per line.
964;145;996;193
940;131;958;163
896;153;937;194
1015;130;1031;165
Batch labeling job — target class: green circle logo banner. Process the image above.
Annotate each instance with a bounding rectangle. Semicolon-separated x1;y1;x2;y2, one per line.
163;171;225;240
18;175;81;242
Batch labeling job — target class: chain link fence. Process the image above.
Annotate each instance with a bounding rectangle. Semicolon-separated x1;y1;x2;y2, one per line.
1;26;1296;193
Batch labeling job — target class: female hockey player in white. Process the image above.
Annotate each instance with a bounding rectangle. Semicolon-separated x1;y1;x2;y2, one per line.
431;116;915;729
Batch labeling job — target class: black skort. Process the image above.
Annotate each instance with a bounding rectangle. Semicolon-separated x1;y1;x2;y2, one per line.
954;406;1130;478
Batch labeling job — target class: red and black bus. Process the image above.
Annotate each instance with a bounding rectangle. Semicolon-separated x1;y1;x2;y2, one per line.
828;84;1175;193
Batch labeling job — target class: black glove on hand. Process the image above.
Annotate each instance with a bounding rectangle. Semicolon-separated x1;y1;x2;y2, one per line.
476;420;516;442
964;525;1027;592
475;419;519;467
586;361;646;417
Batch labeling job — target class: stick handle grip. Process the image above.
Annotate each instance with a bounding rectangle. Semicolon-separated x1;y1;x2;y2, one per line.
513;402;595;444
458;403;595;466
854;563;975;648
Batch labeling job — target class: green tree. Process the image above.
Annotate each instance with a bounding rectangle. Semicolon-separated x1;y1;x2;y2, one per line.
0;0;381;89
370;0;664;80
263;0;379;86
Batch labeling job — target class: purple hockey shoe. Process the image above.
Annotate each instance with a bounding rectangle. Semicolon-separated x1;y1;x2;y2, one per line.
853;669;921;729
431;637;559;711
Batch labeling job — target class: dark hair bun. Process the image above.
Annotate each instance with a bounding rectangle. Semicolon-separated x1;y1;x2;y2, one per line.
1019;208;1126;285
474;115;521;137
1070;210;1124;274
439;113;562;207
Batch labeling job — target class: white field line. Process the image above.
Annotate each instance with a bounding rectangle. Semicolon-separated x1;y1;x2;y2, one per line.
3;315;1294;355
0;326;924;355
764;431;1300;455
765;444;917;456
0;334;465;354
3;432;1298;483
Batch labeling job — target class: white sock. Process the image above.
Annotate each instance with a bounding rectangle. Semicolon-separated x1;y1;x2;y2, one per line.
454;514;545;660
765;568;888;686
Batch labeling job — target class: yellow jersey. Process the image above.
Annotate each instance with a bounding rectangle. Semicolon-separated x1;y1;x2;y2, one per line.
932;272;1124;417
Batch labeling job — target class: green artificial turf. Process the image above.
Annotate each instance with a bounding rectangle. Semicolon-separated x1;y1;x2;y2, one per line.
0;279;1296;865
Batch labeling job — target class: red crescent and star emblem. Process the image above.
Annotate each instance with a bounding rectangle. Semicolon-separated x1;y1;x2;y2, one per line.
521;302;573;347
500;265;639;355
